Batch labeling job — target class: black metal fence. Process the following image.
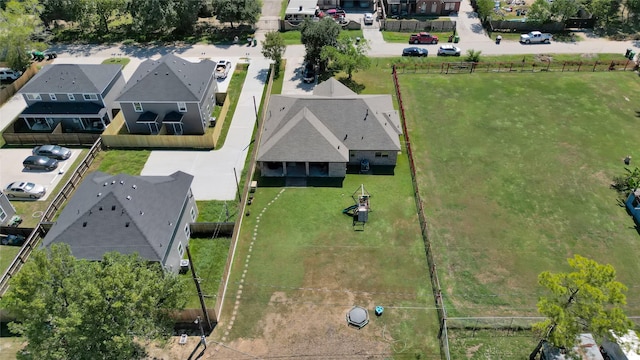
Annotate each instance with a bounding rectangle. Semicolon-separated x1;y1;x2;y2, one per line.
394;59;638;74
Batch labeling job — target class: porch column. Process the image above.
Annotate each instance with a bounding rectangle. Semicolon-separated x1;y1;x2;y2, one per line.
282;162;287;176
22;117;32;130
305;162;310;176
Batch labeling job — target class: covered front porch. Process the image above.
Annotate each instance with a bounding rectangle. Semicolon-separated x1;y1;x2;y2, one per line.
259;161;346;177
17;102;110;133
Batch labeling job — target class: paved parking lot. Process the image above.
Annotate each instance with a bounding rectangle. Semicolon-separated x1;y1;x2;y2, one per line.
0;148;80;201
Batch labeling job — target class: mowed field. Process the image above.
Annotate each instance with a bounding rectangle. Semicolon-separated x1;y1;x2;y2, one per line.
212;156;441;359
398;71;640;316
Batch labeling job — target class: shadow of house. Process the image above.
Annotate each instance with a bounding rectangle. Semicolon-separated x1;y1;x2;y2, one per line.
15;64;125;134
257;78;402;183
116;54;218;136
41;171;198;273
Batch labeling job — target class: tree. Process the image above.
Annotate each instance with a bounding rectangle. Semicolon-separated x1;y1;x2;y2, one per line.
527;0;553;23
0;0;42;71
300;18;341;67
588;0;621;29
129;0;177;37
465;49;482;62
550;0;579;21
210;0;261;28
320;35;370;80
173;0;202;35
530;255;632;358
1;244;187;360
475;0;494;22
261;30;286;77
86;0;127;34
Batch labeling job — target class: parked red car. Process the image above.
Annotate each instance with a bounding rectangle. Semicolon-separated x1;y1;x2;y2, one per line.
409;32;439;44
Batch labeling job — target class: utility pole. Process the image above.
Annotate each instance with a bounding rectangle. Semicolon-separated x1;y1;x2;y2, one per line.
186;245;212;332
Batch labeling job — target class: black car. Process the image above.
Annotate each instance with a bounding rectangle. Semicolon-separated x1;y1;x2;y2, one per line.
33;145;72;160
303;63;316;83
402;47;428;57
23;155;58;171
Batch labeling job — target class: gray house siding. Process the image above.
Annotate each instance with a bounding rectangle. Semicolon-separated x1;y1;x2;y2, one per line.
349;150;399;166
102;73;126;120
198;79;218;129
328;162;346;177
121;101;203;135
0;193;17;226
163;193;198;272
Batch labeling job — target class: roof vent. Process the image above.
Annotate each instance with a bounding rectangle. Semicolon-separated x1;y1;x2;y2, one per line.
140;211;144;215
132;185;137;189
112;205;116;211
120;180;124;185
82;222;87;227
97;192;102;197
112;180;116;184
125;222;130;227
126;195;131;200
99;206;103;211
103;182;108;186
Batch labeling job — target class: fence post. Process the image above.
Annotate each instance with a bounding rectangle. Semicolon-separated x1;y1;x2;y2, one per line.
593;61;598;72
577;61;582;72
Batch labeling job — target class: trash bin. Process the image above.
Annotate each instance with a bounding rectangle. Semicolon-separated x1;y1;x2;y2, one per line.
454;35;460;43
253;39;257;46
496;35;502;44
629;51;636;60
625;48;632;58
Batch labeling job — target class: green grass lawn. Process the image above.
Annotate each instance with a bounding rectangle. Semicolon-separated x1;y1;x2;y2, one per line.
397;71;640;317
382;30;457;43
101;57;131;67
90;149;150;175
214;64;248;149
218;152;439;356
182;238;231;309
0;246;20;277
280;29;364;45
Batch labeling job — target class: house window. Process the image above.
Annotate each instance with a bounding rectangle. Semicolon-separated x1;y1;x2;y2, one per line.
67;94;75;101
445;2;455;10
184;224;190;239
178;102;187;112
190;207;196;221
83;94;98;101
133;102;143;112
350;151;355;157
375;152;382;158
49;93;57;101
0;207;6;222
178;242;184;257
26;94;41;101
381;152;389;158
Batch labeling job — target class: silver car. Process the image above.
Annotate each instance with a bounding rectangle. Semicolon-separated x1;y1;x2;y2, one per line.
4;182;46;199
437;45;462;56
33;145;72;160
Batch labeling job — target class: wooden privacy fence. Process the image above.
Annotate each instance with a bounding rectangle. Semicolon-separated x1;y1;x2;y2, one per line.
392;65;451;360
381;19;456;32
489;20;564;33
0;63;40;106
0;138;103;297
393;59;638;74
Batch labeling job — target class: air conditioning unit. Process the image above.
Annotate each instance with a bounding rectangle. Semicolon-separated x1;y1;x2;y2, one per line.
179;259;190;274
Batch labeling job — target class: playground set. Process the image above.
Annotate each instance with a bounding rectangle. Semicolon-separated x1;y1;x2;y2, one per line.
342;184;371;230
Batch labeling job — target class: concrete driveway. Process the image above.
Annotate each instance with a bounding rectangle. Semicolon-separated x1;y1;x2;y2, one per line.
0;148;81;201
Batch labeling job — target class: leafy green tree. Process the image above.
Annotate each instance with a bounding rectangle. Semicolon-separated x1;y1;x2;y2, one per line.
85;0;127;34
0;0;42;71
210;0;261;28
527;0;553;23
530;255;632;358
261;30;286;77
129;0;177;36
1;244;187;360
588;0;621;28
173;0;202;35
625;0;640;22
320;35;370;80
300;18;341;67
550;0;579;21
475;0;494;22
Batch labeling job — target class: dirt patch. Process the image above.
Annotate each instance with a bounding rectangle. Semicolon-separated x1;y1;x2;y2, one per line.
466;343;483;359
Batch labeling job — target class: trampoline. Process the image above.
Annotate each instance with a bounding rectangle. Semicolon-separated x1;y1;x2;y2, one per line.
346;306;369;329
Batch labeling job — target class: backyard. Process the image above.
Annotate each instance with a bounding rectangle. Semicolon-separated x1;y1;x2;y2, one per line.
212;156;440;358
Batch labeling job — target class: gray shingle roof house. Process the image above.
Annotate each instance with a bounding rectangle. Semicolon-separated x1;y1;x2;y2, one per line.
257;78;402;178
42;171;198;273
116;54;218;135
16;64;125;133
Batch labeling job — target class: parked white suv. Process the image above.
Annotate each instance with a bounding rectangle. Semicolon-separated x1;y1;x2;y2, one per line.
0;68;21;82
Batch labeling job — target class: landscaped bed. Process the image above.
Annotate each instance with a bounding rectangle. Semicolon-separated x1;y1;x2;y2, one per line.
214;154;440;358
398;71;640;319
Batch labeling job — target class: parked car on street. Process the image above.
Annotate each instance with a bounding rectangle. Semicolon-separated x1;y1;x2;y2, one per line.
4;182;47;199
33;145;72;160
409;32;438;44
22;155;58;171
215;60;231;79
364;13;374;25
402;47;428;57
0;68;21;82
437;45;462;56
520;31;552;44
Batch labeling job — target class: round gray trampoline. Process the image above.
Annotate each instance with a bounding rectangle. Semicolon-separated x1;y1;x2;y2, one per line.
346;306;369;329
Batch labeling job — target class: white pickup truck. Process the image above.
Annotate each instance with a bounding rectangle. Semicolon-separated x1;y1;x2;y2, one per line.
520;31;552;44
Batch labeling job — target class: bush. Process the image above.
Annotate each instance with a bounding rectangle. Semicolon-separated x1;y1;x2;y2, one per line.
465;49;482;62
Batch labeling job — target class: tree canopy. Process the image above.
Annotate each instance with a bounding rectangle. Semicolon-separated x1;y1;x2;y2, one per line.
300;18;341;66
320;35;370;79
1;244;187;360
211;0;262;28
261;30;286;77
0;0;42;71
531;255;632;356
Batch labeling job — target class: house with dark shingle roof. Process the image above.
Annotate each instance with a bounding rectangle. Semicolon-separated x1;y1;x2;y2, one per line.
16;64;125;133
42;171;198;273
257;78;402;178
116;54;218;135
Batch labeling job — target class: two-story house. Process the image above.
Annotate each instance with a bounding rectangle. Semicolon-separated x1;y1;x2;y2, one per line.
116;54;218;135
41;171;198;273
16;64;125;133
